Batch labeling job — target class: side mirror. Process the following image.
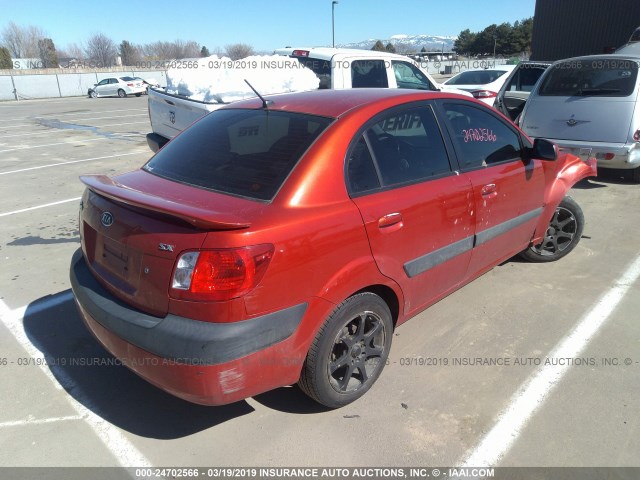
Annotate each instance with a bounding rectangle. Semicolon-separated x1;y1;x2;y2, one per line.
529;138;557;161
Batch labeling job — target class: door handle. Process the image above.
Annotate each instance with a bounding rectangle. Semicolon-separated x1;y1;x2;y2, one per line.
481;183;497;197
378;213;403;233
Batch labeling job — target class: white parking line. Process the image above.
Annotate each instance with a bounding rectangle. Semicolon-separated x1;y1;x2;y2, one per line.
0;296;153;468
0;151;147;176
0;113;148;132
0;197;81;217
0;121;149;139
0;137;108;153
0;415;84;428
459;254;640;468
0;109;146;124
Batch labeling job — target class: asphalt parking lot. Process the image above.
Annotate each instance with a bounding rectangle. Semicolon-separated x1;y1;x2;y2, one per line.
0;96;639;472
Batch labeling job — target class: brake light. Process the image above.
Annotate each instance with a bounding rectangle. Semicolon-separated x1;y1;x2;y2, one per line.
170;245;274;301
127;83;134;87
471;90;497;99
292;50;310;57
634;129;640;142
596;152;615;160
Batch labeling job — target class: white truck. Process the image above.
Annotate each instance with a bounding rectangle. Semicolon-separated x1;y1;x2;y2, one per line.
146;48;469;152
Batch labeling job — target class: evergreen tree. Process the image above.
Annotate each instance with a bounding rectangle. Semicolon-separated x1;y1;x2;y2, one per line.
201;45;210;57
37;38;58;68
0;47;12;69
371;40;385;52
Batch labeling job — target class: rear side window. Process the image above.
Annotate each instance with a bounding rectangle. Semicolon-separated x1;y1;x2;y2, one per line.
442;103;522;170
144;109;332;201
539;59;639;97
293;56;332;89
392;61;436;90
507;65;549;92
351;60;389;88
347;106;451;193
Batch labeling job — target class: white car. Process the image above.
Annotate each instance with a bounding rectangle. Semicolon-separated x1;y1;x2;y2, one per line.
444;65;516;106
88;76;147;98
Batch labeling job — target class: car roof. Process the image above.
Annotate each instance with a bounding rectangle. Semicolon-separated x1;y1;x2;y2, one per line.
221;88;465;118
274;47;414;62
552;53;640;63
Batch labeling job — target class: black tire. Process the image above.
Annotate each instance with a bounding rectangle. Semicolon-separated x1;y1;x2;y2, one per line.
135;93;141;97
89;90;97;98
519;196;584;262
117;89;126;98
298;292;393;408
631;166;640;184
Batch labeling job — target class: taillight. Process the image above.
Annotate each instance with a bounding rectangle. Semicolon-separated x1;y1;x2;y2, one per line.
292;50;310;57
471;90;497;99
170;245;274;301
634;129;640;142
127;83;134;87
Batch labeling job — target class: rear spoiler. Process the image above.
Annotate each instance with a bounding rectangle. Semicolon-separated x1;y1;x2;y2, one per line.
80;175;251;230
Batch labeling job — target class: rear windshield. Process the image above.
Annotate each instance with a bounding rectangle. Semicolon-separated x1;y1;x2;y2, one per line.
293;56;332;89
120;76;135;81
539;59;639;97
144;109;333;201
446;69;509;85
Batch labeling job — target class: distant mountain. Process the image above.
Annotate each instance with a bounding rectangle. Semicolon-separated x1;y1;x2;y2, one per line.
338;34;457;52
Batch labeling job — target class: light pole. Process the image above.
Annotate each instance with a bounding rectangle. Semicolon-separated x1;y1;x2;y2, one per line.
493;35;497;61
332;1;339;48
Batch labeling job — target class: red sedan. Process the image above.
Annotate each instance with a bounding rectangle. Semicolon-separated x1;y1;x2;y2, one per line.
70;89;596;408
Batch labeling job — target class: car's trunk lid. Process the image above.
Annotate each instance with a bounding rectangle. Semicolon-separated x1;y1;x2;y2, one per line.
521;95;637;143
79;171;256;317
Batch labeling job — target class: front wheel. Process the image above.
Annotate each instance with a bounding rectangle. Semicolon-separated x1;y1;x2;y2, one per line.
298;293;393;408
117;89;126;98
89;90;97;98
519;196;584;262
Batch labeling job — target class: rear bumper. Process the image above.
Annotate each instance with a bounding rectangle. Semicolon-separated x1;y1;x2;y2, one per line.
556;140;640;170
146;132;169;153
70;249;308;405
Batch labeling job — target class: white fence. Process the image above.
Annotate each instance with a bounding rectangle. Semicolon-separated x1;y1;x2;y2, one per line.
0;70;167;101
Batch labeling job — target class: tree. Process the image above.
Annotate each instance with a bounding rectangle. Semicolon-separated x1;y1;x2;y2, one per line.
1;22;45;57
37;38;58;68
0;47;12;69
371;40;385;52
119;40;139;66
200;45;210;57
453;29;477;56
225;43;254;60
85;32;117;67
385;42;396;53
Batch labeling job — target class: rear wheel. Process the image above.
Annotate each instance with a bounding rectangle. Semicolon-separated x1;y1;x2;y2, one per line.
519;196;584;262
117;89;126;98
135;93;141;97
298;292;392;408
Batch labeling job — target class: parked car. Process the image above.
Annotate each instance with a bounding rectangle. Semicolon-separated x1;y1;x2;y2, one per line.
88;77;147;98
70;89;595;408
444;65;516;105
495;61;552;122
519;54;640;182
132;77;161;94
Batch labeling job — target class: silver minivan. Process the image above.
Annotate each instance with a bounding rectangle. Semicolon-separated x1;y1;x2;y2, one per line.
519;55;640;182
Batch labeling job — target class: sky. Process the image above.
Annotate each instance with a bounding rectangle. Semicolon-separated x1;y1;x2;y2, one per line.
1;0;537;53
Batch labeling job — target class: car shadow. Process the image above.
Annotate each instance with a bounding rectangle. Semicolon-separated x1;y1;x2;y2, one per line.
22;292;254;439
571;178;607;189
252;385;332;414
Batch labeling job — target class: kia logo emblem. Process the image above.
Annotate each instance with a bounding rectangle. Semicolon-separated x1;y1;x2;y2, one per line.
101;211;114;227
